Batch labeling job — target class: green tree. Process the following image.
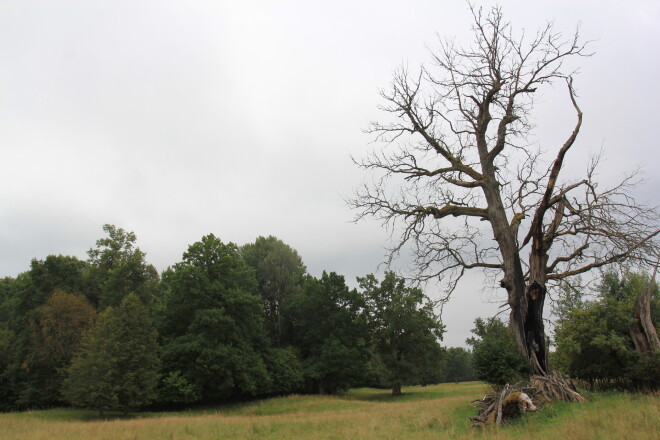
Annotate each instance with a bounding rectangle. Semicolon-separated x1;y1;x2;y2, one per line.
358;271;445;396
2;257;88;408
553;271;659;390
287;272;369;394
241;236;306;346
158;234;271;402
87;224;159;309
19;255;88;317
467;317;531;387
0;328;17;410
441;347;476;383
62;293;160;415
17;291;98;406
33;291;96;365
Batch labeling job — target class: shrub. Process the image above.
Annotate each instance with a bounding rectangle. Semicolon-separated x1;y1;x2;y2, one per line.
467;317;531;386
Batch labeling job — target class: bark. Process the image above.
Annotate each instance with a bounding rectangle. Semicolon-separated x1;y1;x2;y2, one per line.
630;268;660;355
392;382;402;396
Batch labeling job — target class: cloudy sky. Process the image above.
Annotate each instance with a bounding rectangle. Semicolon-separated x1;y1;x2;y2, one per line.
1;1;658;346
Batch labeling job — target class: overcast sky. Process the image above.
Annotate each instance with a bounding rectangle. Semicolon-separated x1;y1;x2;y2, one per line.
1;1;658;347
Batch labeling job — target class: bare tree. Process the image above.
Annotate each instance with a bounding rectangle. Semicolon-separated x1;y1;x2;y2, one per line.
351;5;659;374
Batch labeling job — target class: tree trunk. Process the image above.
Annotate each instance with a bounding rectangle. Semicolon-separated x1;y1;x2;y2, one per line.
630;270;660;355
392;382;402;396
481;165;545;374
501;245;549;375
524;242;549;374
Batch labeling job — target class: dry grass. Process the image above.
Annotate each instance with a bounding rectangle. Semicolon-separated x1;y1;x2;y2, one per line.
0;383;657;440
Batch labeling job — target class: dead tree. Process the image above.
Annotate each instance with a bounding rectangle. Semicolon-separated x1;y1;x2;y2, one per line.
350;5;659;374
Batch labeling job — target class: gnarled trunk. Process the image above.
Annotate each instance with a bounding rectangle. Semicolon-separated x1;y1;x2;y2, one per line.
630;268;660;355
505;259;548;375
499;238;549;375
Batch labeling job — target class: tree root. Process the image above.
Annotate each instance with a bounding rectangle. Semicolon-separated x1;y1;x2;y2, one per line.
471;372;586;426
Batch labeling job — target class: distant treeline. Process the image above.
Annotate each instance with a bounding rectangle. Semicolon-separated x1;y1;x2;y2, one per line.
0;224;475;414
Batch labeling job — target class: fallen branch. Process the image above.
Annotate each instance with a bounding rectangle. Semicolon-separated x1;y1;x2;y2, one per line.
471;372;586;426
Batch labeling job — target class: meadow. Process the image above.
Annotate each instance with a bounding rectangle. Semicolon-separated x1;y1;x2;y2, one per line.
1;382;657;440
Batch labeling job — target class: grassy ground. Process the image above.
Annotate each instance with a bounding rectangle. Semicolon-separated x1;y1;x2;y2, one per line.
1;382;657;440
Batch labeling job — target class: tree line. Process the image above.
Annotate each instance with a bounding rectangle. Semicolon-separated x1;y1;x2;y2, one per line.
0;224;475;414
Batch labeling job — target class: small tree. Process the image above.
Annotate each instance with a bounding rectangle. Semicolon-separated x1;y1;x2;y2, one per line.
467;317;530;387
359;271;444;395
62;293;160;416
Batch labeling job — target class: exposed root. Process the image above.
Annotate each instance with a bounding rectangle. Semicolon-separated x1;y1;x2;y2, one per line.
471;372;586;426
531;371;587;403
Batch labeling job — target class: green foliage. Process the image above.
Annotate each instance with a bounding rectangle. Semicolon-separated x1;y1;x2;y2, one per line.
287;272;369;394
158;371;200;405
15;292;98;407
32;291;96;365
0;276;25;330
263;347;304;395
467;317;531;386
552;278;586;323
62;293;160;415
159;234;271;402
86;224;159;309
441;347;476;383
241;236;306;346
553;270;659;390
358;271;445;394
553;299;634;383
1;258;90;409
20;255;88;317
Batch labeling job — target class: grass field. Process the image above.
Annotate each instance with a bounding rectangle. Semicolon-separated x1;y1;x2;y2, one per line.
1;382;658;440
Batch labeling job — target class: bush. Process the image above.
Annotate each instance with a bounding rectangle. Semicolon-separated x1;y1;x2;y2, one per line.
467;317;531;386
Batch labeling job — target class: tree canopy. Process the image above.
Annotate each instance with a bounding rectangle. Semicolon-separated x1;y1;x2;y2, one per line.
287;272;370;394
158;234;271;402
62;293;160;415
241;235;306;346
359;271;444;395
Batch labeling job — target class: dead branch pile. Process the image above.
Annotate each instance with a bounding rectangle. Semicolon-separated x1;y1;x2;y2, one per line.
471;372;586;426
531;371;587;403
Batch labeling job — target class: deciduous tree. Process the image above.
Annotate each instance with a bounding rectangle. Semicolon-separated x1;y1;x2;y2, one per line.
62;293;160;415
159;234;271;401
87;224;159;309
287;272;369;394
241;236;306;346
467;317;530;386
351;4;659;374
358;271;444;395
